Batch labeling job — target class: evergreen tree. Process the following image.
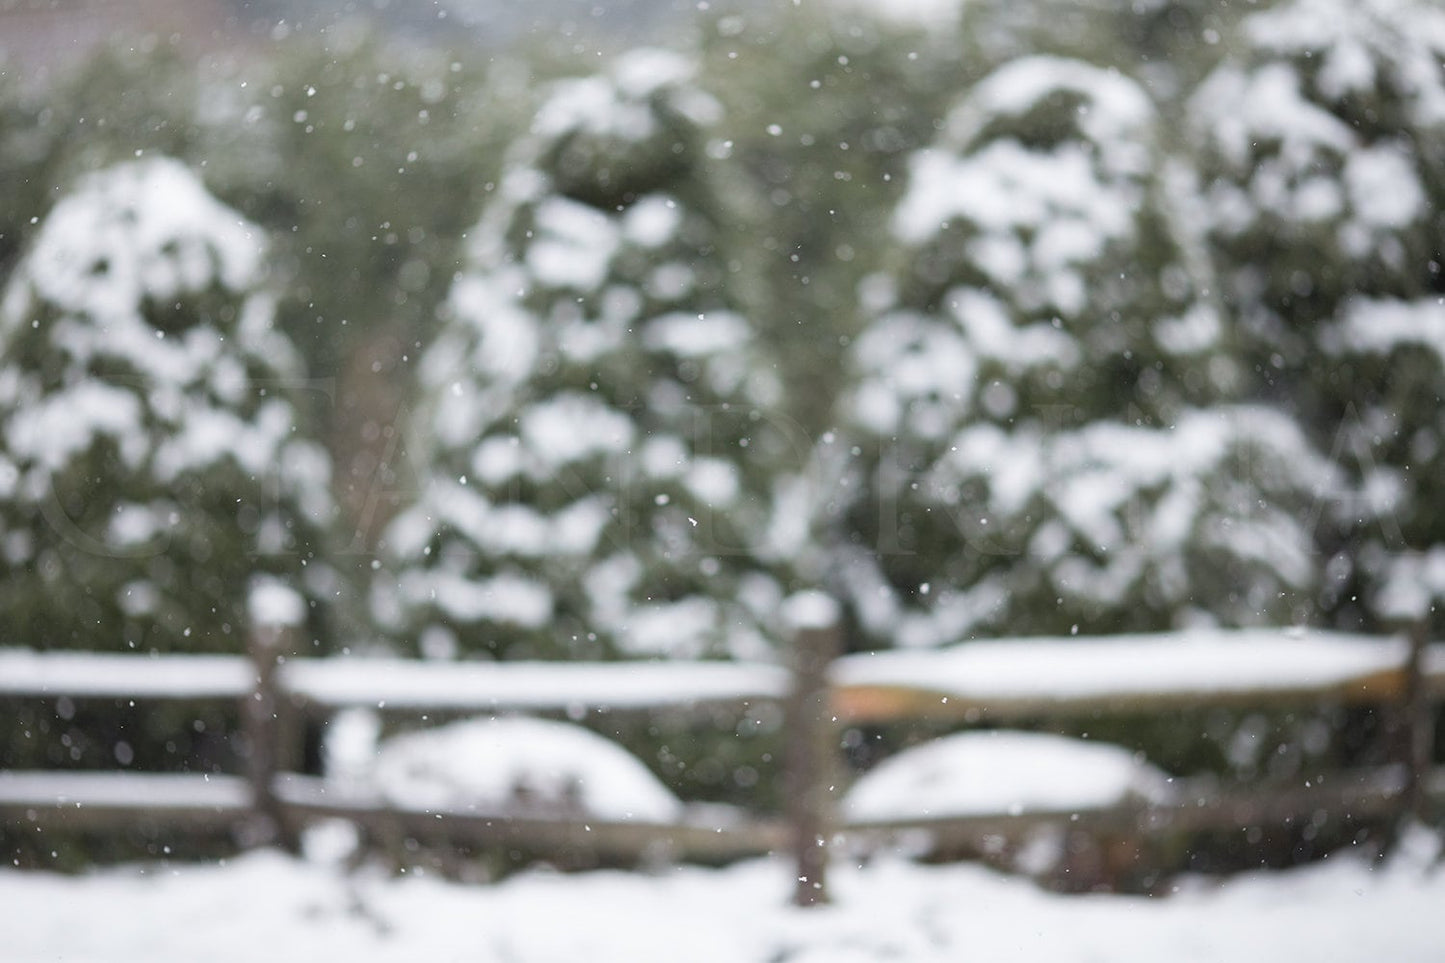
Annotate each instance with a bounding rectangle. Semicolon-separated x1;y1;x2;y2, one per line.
1189;0;1445;629
0;157;335;657
379;48;786;662
834;56;1327;648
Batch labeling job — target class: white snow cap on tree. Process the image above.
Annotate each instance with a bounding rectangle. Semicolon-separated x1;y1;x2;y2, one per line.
7;156;264;322
895;56;1155;248
892;57;1156;321
853;55;1225;448
0;157;323;498
1190;0;1445;270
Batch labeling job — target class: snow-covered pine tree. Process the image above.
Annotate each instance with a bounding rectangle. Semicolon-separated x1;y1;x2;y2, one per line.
0;157;334;655
379;49;786;662
836;56;1330;648
1189;0;1445;629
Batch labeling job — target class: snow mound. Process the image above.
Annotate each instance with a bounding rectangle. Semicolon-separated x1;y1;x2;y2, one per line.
366;716;682;823
843;730;1173;823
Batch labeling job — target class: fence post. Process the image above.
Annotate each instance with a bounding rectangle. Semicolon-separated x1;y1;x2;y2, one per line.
782;591;842;908
243;583;307;852
1395;617;1434;830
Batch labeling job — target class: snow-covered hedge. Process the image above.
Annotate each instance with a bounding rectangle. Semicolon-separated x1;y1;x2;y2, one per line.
0;157;333;653
834;56;1329;645
376;49;787;662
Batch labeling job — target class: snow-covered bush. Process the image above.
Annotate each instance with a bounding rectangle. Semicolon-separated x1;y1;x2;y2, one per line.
378;49;787;662
0;157;334;654
835;56;1327;645
1190;0;1445;626
869;56;1216;425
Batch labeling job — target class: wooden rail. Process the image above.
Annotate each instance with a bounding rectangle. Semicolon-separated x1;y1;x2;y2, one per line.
846;766;1445;844
0;771;250;830
6;766;1440;864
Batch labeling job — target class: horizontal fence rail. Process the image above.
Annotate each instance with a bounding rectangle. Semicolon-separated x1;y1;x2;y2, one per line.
275;774;792;864
281;658;792;714
0;650;790;712
0;771;251;826
0;650;254;700
5;766;1441;866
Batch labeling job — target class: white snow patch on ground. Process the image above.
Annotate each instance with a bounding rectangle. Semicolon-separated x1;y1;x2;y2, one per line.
3;834;1443;963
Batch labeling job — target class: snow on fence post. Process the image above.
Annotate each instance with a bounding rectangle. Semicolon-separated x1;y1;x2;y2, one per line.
782;591;842;908
242;579;308;852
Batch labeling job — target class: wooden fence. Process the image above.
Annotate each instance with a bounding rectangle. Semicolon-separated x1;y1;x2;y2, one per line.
2;610;1443;904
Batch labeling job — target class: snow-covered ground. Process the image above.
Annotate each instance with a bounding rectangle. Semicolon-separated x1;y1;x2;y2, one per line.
3;832;1442;963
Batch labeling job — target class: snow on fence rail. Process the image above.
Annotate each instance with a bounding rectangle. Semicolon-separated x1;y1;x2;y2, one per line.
1;613;1442;902
831;628;1445;722
0;650;254;700
3;630;1438;715
0;650;791;710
